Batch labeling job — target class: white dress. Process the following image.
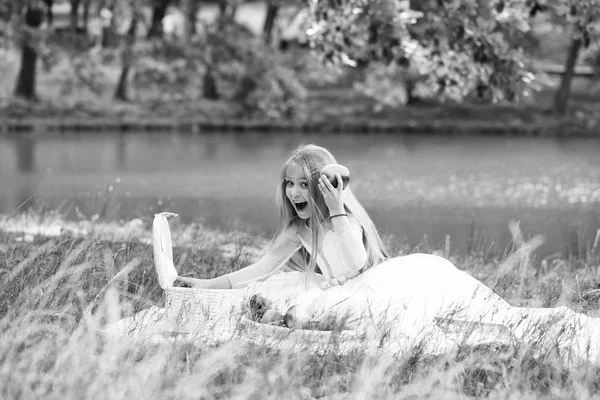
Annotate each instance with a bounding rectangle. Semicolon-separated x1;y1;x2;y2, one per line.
225;216;600;363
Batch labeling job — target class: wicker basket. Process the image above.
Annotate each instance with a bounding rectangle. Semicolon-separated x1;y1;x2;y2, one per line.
165;287;246;337
161;286;377;353
239;314;377;354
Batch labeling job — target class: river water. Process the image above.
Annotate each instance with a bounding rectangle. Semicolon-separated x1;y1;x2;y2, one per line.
1;131;599;257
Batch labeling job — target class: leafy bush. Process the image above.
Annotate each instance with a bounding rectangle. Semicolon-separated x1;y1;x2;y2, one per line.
127;22;308;119
199;21;308;119
307;0;544;106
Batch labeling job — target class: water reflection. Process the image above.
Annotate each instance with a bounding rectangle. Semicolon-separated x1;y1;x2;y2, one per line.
16;134;35;173
10;135;37;212
1;131;599;257
116;132;126;171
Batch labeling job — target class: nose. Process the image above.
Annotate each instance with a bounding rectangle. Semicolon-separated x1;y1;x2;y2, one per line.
290;185;301;198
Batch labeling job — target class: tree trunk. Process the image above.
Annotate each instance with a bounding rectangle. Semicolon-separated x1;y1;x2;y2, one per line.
70;0;81;31
203;65;219;99
114;15;139;101
405;79;416;105
178;0;201;41
101;26;115;47
115;65;131;101
15;45;38;100
188;0;200;35
219;0;237;22
14;7;44;100
147;0;170;38
219;0;227;17
43;0;54;27
263;2;278;45
181;0;194;45
234;76;256;103
101;2;117;48
82;0;91;34
554;38;582;115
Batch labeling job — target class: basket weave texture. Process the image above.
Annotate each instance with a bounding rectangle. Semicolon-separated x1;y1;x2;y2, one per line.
239;314;373;354
165;287;246;336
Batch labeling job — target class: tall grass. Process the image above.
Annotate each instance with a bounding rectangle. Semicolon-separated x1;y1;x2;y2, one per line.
1;213;600;399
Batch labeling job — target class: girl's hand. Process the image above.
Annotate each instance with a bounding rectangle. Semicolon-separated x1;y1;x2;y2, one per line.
318;173;345;215
175;275;232;289
175;277;211;289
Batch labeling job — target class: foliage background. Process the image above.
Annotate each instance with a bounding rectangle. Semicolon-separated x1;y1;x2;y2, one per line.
0;0;598;128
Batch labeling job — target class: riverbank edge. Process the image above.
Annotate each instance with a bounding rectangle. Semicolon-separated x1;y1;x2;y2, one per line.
0;212;267;260
1;117;599;136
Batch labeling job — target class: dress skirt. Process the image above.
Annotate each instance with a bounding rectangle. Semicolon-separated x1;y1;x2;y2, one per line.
253;254;600;362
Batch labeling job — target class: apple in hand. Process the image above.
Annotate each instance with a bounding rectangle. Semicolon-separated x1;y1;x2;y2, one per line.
321;164;350;189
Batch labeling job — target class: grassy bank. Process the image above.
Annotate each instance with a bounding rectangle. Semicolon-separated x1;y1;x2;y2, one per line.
2;212;600;399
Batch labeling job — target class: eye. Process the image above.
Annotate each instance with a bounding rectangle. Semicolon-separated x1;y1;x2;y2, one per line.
285;180;293;186
301;182;309;188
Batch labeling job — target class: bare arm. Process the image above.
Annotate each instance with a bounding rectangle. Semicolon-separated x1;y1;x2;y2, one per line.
177;226;301;289
224;229;302;288
317;172;367;284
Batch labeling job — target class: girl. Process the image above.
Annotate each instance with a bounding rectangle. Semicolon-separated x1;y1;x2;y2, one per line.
178;143;386;291
175;144;600;362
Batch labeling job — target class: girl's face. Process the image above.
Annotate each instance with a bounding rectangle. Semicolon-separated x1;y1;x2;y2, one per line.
285;162;311;219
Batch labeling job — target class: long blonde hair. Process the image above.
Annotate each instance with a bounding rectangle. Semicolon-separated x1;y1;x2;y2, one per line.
273;144;388;274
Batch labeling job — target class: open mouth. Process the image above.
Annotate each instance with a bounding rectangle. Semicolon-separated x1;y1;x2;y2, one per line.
294;201;308;212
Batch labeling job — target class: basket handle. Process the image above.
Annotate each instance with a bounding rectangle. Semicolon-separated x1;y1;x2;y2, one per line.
153;212;179;289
